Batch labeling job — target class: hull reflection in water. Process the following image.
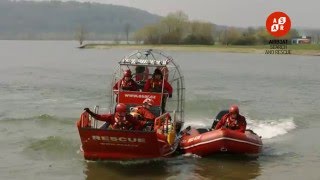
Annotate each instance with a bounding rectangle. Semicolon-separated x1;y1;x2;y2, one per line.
84;156;261;180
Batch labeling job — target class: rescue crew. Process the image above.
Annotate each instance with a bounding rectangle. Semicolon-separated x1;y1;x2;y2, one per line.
84;103;145;130
130;98;156;122
143;68;173;112
135;66;149;82
214;105;247;133
113;69;138;92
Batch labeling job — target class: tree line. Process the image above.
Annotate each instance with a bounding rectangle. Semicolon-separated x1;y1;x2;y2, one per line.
134;11;214;45
0;0;160;40
133;11;301;45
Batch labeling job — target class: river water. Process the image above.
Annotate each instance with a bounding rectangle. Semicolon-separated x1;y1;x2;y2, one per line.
0;41;319;180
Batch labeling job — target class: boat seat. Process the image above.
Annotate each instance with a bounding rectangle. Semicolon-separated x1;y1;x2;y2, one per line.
149;106;162;117
100;122;110;129
136;80;146;91
211;110;229;129
196;128;211;134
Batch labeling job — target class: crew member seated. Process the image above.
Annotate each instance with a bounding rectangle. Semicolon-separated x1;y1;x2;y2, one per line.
143;68;173;112
113;69;138;93
214;105;247;133
84;103;145;130
135;66;149;89
130;98;156;122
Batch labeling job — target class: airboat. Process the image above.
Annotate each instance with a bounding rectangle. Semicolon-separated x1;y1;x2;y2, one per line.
76;49;185;160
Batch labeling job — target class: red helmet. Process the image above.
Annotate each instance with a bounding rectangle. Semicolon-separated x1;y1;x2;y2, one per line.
229;105;239;114
143;98;154;106
116;103;127;113
123;69;132;77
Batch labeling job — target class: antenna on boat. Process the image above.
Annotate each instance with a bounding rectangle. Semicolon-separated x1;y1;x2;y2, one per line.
144;49;153;58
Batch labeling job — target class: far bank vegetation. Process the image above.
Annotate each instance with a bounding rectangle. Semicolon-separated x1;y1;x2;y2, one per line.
134;11;214;45
133;11;300;46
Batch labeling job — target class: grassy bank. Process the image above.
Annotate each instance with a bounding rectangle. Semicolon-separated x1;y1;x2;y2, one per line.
80;43;320;56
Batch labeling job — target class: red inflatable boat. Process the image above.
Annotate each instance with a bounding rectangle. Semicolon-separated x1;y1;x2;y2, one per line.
179;127;263;157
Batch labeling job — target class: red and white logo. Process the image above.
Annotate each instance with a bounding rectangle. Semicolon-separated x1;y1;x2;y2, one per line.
266;12;291;37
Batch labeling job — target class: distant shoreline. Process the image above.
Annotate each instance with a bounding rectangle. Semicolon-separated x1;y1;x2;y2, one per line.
79;43;320;56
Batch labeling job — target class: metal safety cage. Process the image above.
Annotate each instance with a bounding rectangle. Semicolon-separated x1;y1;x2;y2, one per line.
109;49;185;127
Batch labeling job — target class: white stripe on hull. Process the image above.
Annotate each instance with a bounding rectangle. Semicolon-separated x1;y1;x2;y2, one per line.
181;137;262;150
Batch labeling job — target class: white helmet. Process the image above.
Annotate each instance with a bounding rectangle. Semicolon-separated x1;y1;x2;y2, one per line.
143;98;154;106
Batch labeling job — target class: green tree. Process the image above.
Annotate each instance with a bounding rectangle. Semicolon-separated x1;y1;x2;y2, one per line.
134;11;217;45
256;28;273;44
124;23;131;44
283;29;299;40
232;27;257;45
159;11;189;44
75;25;88;46
134;24;161;44
221;27;241;45
183;21;214;44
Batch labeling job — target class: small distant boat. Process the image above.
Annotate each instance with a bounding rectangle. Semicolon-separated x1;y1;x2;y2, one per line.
178;111;263;157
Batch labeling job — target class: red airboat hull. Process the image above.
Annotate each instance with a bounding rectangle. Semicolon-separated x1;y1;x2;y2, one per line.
179;128;262;157
78;128;175;160
77;112;177;160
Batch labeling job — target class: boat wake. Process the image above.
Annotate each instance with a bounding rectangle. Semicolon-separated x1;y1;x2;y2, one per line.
247;117;296;139
22;135;80;160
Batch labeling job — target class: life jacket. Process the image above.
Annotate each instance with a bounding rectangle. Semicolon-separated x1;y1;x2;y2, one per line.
149;79;163;92
132;106;155;121
224;116;239;130
120;79;135;91
111;114;132;130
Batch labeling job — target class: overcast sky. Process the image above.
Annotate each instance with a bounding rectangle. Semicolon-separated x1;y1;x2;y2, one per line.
52;0;320;28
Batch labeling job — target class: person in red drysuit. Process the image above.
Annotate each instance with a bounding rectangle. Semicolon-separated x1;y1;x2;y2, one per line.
84;103;145;130
143;68;173;112
135;66;149;82
113;69;138;92
215;105;247;133
130;98;156;122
